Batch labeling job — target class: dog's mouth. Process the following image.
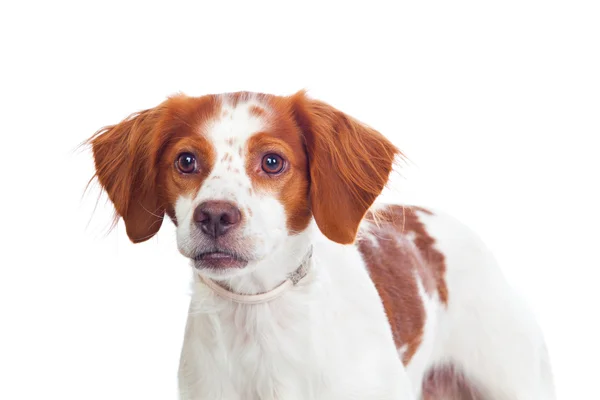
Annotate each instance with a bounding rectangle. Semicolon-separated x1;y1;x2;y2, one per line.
193;250;248;270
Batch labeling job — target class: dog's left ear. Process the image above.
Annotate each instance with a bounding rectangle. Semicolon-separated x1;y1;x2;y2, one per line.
290;91;400;244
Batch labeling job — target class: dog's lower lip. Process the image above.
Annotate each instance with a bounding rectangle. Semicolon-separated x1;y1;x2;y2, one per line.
194;251;247;269
200;252;234;260
195;251;242;260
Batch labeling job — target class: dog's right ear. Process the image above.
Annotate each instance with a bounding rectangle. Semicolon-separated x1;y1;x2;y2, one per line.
87;108;165;243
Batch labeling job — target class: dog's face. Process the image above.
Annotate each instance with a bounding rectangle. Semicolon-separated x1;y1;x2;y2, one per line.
89;91;398;280
165;94;312;279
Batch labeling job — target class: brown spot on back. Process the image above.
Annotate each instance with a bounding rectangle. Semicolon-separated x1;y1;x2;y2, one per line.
358;205;447;364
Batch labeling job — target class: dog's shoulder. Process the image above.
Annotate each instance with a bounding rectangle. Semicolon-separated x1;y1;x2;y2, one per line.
356;204;446;364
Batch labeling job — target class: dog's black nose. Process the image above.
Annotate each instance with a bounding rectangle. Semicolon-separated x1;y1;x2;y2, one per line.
193;201;242;238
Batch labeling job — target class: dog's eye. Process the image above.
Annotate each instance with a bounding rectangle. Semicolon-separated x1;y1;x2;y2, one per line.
176;153;198;174
262;154;285;174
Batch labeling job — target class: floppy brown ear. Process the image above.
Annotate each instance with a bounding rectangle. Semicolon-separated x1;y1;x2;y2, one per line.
88;108;165;243
290;91;399;244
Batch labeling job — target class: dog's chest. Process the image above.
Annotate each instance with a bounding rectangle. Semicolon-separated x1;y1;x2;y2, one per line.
180;294;333;400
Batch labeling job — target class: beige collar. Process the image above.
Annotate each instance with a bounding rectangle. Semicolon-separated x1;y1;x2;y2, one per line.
198;246;313;305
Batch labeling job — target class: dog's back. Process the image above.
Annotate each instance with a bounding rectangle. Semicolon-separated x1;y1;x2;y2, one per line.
358;204;556;399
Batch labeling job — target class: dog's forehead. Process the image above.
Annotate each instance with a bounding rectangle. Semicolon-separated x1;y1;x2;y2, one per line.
192;96;271;202
205;96;269;149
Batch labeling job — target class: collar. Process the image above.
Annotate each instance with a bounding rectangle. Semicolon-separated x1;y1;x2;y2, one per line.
198;246;313;305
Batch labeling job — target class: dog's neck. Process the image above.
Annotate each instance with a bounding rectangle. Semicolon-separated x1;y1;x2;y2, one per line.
198;246;313;304
204;225;317;297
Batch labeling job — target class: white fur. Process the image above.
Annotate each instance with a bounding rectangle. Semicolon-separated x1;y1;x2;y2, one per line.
404;272;441;397
179;223;414;399
416;210;556;399
174;97;555;399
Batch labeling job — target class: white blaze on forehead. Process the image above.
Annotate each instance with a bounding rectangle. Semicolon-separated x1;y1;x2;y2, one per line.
195;96;269;204
206;95;268;145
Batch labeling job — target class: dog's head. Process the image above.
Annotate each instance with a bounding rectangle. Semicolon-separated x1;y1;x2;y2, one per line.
88;91;398;281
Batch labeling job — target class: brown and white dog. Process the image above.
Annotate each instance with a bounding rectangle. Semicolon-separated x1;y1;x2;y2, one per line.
88;91;555;399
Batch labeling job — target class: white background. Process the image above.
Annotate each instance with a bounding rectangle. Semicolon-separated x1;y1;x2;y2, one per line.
1;1;598;399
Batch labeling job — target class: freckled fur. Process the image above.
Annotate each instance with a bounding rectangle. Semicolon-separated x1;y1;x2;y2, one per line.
249;105;267;117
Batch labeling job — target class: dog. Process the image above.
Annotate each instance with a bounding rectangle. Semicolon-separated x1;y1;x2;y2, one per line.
87;91;555;399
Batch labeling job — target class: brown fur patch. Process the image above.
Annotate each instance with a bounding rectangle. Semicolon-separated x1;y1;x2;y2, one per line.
249;105;266;117
358;205;447;364
88;94;220;242
160;135;215;223
422;365;485;400
244;130;311;233
288;91;400;244
240;90;399;241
